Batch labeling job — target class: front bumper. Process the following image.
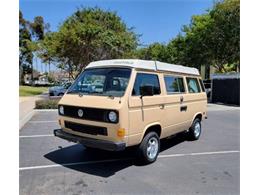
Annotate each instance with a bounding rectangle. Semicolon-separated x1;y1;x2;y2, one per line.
54;129;126;151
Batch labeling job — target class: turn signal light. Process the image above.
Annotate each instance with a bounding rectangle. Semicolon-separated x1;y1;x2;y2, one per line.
117;128;125;137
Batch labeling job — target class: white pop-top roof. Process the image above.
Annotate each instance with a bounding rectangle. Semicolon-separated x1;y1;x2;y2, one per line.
86;59;200;76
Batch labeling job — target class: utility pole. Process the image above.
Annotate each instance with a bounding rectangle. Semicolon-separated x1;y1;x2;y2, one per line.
35;56;38;73
49;59;51;73
31;58;34;84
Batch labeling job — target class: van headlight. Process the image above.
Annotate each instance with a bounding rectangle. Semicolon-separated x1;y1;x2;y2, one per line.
108;111;117;122
59;105;64;115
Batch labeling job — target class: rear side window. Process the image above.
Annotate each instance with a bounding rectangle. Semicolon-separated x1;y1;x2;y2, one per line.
164;75;185;94
132;73;161;96
199;79;205;92
186;77;201;93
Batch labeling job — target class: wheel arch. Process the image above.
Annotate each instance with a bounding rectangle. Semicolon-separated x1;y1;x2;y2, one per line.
191;112;203;126
141;122;162;140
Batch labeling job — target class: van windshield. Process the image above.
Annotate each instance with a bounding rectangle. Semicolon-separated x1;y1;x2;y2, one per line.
67;67;132;97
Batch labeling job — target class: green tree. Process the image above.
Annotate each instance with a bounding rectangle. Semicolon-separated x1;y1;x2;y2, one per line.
30;16;47;41
137;0;240;74
166;34;188;65
41;7;138;79
19;11;50;84
29;16;50;76
19;10;33;84
135;43;169;62
208;0;240;72
166;0;240;72
168;13;214;69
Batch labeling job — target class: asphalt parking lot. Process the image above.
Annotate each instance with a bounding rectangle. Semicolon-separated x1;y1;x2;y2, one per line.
19;105;240;195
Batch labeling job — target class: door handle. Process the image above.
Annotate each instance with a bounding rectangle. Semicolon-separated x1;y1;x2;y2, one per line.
180;96;184;103
159;104;165;109
180;105;187;112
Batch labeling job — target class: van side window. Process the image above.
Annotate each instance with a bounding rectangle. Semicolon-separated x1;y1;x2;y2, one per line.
132;73;161;96
164;76;185;94
198;79;205;92
186;77;201;93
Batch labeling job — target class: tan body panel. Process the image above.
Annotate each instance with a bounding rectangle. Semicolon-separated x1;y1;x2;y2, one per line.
126;70;207;146
58;67;207;148
128;94;164;145
59;94;122;110
58;94;130;143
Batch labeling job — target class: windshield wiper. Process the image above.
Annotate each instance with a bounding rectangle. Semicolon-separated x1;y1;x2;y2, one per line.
67;90;90;95
66;90;78;94
88;91;103;95
67;90;104;96
108;94;115;99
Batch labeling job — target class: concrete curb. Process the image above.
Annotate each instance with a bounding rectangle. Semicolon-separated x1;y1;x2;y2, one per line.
19;94;48;130
207;103;240;112
34;109;58;112
19;110;35;130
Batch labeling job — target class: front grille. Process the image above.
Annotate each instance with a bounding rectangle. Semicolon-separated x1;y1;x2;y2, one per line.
59;105;118;123
64;121;107;136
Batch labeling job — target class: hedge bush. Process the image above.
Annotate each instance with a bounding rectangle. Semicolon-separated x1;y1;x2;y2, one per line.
35;99;59;109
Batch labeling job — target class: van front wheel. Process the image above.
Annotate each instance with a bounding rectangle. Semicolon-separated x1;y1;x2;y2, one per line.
137;132;160;164
188;118;202;140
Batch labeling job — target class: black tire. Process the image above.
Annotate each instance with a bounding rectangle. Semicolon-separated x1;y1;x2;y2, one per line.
58;93;64;96
188;118;202;140
137;132;160;164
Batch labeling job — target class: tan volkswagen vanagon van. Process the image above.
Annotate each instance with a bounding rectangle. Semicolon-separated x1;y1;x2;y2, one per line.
54;59;207;163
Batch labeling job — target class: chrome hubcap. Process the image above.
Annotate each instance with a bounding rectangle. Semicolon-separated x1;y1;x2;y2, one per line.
194;122;201;138
147;137;159;159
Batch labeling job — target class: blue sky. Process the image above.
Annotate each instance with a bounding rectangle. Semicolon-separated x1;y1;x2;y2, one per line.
20;0;214;71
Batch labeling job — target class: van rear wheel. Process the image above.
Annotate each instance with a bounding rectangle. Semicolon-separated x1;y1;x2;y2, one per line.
137;132;160;164
188;118;202;140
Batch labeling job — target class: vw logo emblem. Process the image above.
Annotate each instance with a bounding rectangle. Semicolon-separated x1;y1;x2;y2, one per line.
78;109;84;117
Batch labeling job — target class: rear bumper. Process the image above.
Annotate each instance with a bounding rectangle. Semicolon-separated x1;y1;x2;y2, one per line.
53;129;126;151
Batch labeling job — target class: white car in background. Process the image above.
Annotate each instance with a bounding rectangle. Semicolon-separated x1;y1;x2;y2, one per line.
49;82;72;96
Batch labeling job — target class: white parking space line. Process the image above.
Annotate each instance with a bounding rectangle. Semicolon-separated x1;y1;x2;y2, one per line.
158;150;240;158
19;150;239;171
20;158;132;171
19;134;53;138
28;120;57;123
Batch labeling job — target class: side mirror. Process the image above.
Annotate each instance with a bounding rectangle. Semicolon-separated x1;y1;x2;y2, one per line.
140;85;154;97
